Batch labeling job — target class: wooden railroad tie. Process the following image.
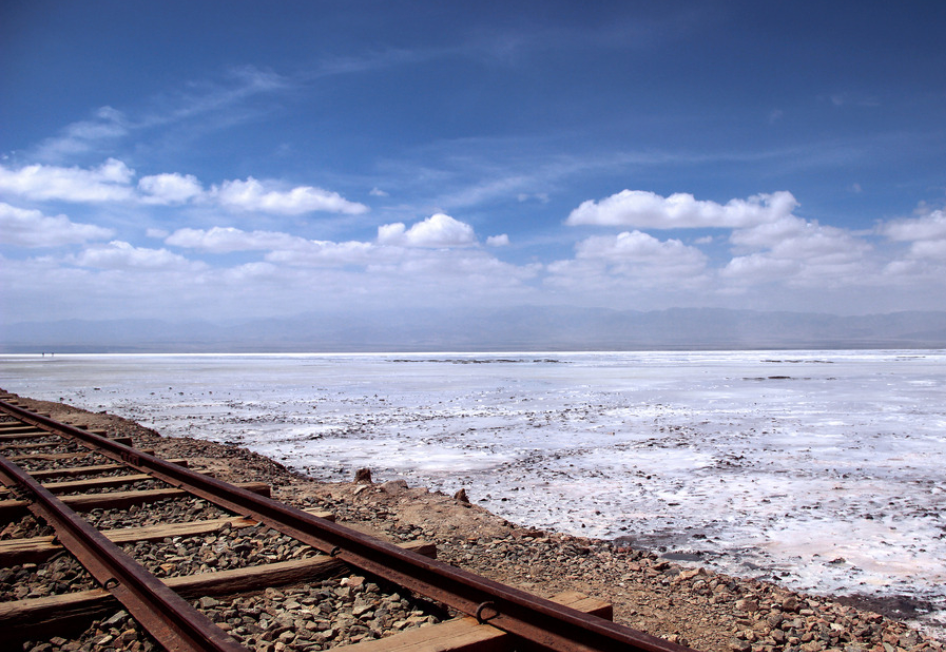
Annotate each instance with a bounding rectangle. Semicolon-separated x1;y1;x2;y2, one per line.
4;447;153;462
0;470;202;498
0;508;335;566
0;428;50;439
340;590;611;652
1;540;436;641
24;459;190;480
0;441;74;452
0;481;271;520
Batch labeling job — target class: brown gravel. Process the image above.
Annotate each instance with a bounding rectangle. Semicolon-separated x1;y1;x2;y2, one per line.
4;392;945;652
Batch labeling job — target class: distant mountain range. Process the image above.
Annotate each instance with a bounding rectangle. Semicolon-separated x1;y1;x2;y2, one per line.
2;307;946;353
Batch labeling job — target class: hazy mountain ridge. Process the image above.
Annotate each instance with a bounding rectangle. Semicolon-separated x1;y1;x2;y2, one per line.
2;308;945;353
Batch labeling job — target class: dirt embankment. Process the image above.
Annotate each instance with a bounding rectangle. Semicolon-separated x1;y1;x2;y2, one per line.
5;392;944;652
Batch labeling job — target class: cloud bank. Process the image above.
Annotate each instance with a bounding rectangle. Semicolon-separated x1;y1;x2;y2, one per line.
566;190;798;229
0;202;114;247
0;161;367;216
3;162;946;323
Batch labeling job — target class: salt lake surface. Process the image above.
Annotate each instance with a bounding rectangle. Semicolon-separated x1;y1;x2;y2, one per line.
1;350;944;632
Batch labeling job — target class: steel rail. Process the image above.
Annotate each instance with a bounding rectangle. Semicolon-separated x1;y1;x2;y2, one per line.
0;453;248;652
0;399;695;652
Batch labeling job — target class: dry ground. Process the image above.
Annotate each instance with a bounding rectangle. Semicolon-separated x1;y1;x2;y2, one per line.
4;392;943;652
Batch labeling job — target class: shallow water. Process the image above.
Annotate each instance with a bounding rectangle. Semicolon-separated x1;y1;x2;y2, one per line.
2;350;944;631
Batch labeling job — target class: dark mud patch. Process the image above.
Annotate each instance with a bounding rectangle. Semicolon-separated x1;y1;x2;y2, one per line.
835;594;936;621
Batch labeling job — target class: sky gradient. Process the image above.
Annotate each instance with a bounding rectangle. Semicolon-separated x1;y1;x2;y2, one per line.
2;1;945;326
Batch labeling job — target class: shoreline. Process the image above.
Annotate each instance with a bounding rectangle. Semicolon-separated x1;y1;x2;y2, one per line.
3;390;944;651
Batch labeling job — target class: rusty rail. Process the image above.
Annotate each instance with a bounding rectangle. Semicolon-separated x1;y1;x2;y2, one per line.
0;452;246;652
0;398;694;652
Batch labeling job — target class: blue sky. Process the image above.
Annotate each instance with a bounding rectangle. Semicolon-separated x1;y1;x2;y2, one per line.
2;1;945;325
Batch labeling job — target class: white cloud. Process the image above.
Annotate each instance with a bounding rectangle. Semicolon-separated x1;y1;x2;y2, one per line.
0;160;369;218
725;216;873;287
165;226;305;253
575;230;707;274
0;159;136;203
163;218;493;273
165;225;387;266
882;209;946;243
720;253;800;283
566;190;798;229
486;234;510;247
906;239;946;261
546;230;709;295
266;240;380;267
378;213;477;248
138;173;204;205
2;232;536;322
369;187;389;197
880;207;946;262
0;202;114;247
374;248;537;284
73;241;205;271
729;215;811;249
882;257;946;283
212;177;368;215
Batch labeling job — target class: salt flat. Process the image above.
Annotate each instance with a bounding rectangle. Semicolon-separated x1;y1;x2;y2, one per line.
2;349;944;631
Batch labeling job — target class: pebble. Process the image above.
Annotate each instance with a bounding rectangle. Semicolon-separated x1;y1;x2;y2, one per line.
193;575;443;650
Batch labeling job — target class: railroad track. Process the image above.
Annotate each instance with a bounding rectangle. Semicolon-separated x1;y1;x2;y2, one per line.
0;392;694;652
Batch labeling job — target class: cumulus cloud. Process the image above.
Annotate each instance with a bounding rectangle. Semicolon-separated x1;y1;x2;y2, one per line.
546;230;709;295
719;253;800;283
882;209;946;242
212;177;368;215
165;226;305;253
377;248;538;283
73;241;205;271
566;190;798;229
0;202;114;247
724;216;873;287
267;240;385;267
0;160;368;217
900;239;946;261
486;234;510;247
164;225;389;267
138;173;204;205
163;216;490;271
0;159;136;203
888;210;946;242
576;230;706;266
880;207;946;262
728;216;810;249
377;213;477;247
